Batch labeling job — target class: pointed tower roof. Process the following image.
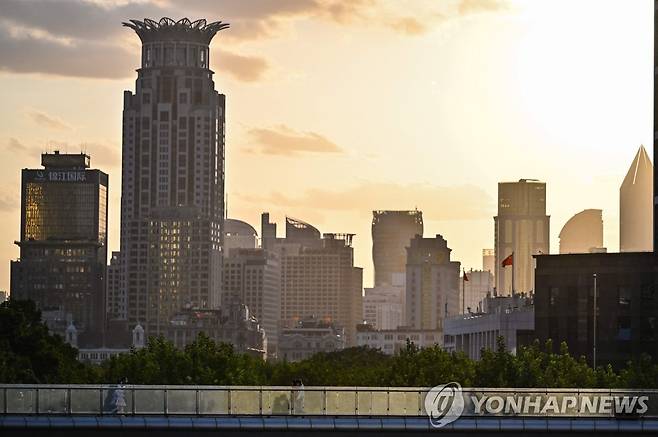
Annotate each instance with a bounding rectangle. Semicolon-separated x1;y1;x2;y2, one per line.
621;145;653;189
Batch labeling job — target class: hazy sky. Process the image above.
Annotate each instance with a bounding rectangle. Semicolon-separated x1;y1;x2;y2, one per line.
0;0;653;290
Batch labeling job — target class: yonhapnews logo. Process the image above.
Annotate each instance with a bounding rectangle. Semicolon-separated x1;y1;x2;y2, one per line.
424;382;465;428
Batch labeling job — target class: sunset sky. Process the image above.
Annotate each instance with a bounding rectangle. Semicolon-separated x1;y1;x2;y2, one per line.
0;0;653;290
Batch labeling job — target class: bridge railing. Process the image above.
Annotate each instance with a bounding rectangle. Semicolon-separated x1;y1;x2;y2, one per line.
1;385;657;418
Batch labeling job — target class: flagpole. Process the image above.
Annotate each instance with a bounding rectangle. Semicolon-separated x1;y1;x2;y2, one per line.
512;251;516;297
462;269;466;315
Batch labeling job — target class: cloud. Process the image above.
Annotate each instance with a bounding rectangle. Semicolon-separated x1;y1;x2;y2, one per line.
0;189;19;212
0;24;135;79
214;49;269;82
7;137;30;153
26;110;72;131
388;17;428;36
245;124;343;156
237;181;492;221
458;0;508;15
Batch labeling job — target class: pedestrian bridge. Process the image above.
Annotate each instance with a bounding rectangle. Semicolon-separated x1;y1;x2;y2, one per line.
1;384;657;435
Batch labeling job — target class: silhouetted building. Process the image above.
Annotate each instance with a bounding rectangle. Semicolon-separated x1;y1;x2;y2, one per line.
10;151;108;346
164;301;267;359
356;323;440;355
406;234;460;332
223;248;281;357
260;212;277;250
494;179;549;295
224;219;258;253
263;215;363;346
559;209;604;254
372;210;423;286
535;252;658;368
279;316;345;361
106;251;126;320
620;146;653;252
444;295;534;360
120;18;228;336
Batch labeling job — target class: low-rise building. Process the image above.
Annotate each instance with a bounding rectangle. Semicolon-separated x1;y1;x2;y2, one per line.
356;324;441;355
443;295;534;360
279;316;345;362
163;301;267;359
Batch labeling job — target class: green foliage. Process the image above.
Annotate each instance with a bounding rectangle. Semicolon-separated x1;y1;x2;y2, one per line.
1;300;657;388
0;300;88;383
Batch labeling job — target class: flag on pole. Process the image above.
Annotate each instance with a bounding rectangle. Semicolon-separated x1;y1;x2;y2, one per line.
501;253;513;267
463;270;469;281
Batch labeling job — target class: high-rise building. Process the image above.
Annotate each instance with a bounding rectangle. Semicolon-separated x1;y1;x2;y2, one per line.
10;152;108;345
372;210;423;286
106;251;126;320
120;18;228;335
264;215;363;346
405;234;460;331
224;219;258;253
494;179;549;295
461;269;494;313
620;146;653;252
482;249;495;277
223;248;281;357
534;252;658;368
559;209;604;254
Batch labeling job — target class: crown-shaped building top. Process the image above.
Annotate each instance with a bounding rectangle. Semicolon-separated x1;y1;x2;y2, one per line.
123;18;229;45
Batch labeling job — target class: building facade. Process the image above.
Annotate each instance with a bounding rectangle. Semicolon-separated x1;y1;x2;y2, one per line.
363;282;405;330
620;146;652;252
559;209;604;254
120;18;228;336
106;251;126;320
223;247;281;357
224;218;258;253
279;316;345;362
462;269;494;313
535;252;658;368
263;215;363;346
372;210;423;287
164;303;267;358
494;179;549;295
482;249;495;278
10;152;108;346
356;324;441;355
405;234;460;332
444;295;534;360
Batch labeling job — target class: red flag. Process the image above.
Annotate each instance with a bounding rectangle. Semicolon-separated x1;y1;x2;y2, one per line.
501;254;513;267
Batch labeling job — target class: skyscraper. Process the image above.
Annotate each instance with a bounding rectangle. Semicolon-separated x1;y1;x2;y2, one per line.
559;209;604;254
405;234;460;331
372;210;423;286
494;179;549;295
223;248;281;357
620;146;653;252
482;248;495;277
263;215;363;346
10;152;108;345
121;18;228;335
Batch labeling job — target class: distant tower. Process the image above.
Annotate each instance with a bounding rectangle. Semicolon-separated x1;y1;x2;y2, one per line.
121;18;229;335
559;209;604;254
65;322;78;348
494;179;549;295
372;210;423;286
620;146;653;252
132;323;145;349
405;234;460;330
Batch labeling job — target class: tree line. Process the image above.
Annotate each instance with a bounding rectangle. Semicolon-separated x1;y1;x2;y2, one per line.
1;299;657;388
